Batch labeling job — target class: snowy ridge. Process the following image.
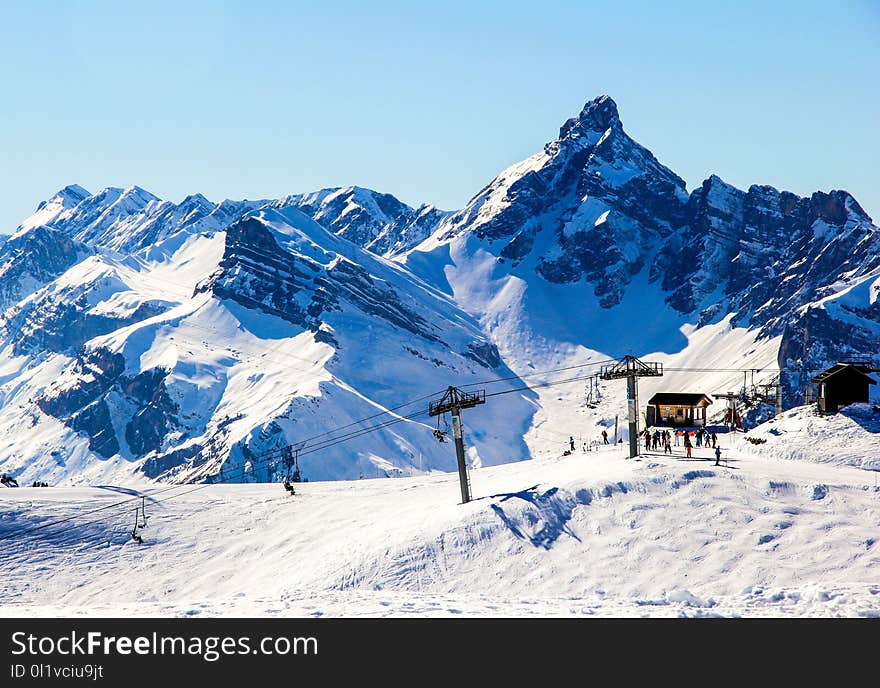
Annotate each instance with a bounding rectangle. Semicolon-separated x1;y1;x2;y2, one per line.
0;209;534;486
276;186;449;256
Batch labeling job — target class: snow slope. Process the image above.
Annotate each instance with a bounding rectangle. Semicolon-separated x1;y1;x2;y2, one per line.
1;428;878;617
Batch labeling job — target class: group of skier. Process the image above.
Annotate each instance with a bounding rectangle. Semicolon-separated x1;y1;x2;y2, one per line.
641;427;723;464
643;428;675;454
567;428;614;455
648;427;717;450
566;425;725;466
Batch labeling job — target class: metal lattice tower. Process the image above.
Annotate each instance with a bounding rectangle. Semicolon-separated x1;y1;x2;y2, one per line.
599;356;663;458
428;386;486;503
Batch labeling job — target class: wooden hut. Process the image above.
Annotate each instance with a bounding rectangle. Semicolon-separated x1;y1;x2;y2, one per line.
811;362;876;413
647;393;713;427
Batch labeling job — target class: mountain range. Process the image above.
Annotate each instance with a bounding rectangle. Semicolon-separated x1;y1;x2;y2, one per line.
1;95;877;485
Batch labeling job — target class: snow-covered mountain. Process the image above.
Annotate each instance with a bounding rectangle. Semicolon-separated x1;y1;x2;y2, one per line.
276;186;450;257
0;94;877;487
0;197;531;485
405;95;880;409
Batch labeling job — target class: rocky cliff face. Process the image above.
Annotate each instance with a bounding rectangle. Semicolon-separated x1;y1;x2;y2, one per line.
36;348;177;459
196;213;441;343
658;177;878;333
366;204;451;257
414;95;880;399
0;225;88;312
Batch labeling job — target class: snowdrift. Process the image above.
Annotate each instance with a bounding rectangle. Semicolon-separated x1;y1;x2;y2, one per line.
741;404;880;470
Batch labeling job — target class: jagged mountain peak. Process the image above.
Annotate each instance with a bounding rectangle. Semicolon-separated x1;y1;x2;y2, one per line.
118;184;161;204
559;94;621;139
425;94;689;296
18;184;92;233
51;184;91;204
181;192;212;205
275;185;446;256
810;188;872;224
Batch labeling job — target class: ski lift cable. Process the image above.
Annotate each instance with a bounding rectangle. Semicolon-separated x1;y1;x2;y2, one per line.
246;365;622;466
0;359;821;544
8;365;613;536
0;370;606;543
1;398;441;544
0;359;788;546
0;407;434;543
459;357;618;388
0;410;430;544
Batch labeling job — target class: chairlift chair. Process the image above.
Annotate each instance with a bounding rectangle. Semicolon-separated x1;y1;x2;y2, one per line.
433;415;449;443
138;497;148;528
292;448;302;483
131;507;144;544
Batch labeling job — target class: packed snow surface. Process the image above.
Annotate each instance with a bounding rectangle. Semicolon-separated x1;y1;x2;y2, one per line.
2;425;879;618
741;404;880;470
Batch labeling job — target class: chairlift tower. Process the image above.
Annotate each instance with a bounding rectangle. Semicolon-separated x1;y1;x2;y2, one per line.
428;386;486;504
599;356;663;459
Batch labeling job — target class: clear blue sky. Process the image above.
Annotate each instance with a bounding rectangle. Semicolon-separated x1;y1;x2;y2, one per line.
1;0;878;232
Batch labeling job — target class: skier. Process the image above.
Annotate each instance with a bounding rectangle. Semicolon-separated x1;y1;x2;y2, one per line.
711;431;718;448
602;429;609;445
664;432;672;454
644;428;651;451
583;442;587;453
684;431;692;458
714;445;722;466
570;436;576;452
674;430;681;447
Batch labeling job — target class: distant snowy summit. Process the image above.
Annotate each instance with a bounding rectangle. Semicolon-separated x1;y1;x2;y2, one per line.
11;183;449;258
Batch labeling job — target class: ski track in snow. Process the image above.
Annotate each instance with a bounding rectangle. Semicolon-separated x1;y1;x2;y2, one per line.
2;432;878;618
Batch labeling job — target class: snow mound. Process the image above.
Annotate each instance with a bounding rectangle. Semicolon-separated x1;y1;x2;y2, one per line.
741;404;880;470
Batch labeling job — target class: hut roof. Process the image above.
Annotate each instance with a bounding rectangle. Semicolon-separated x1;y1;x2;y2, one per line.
811;363;877;385
648;393;713;406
